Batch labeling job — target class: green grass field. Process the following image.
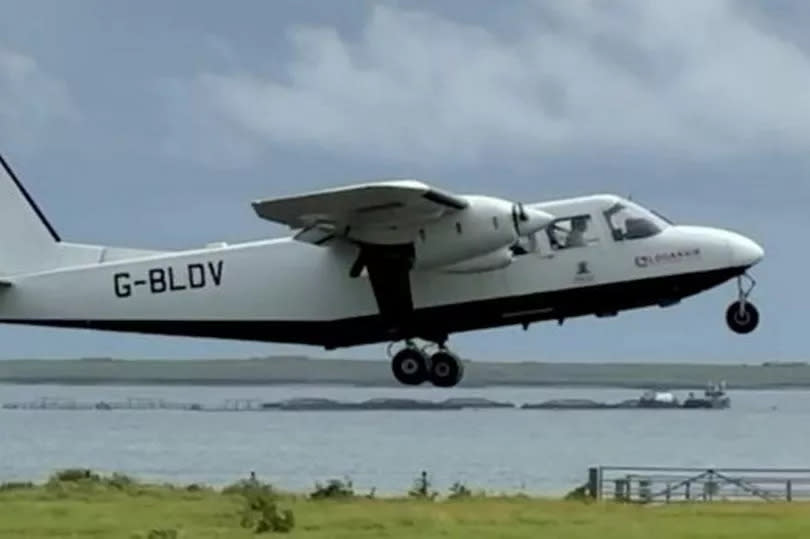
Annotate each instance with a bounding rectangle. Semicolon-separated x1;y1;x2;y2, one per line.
1;471;809;538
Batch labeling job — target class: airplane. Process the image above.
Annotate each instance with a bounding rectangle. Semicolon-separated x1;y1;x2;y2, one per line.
0;153;764;388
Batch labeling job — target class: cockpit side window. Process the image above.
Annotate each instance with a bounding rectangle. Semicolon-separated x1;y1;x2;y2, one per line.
547;214;598;250
603;202;666;241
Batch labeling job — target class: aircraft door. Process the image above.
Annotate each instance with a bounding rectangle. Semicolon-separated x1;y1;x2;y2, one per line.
546;213;605;285
504;211;606;299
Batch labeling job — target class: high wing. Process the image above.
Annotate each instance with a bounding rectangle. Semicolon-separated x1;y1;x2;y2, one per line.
252;180;471;340
251;180;469;245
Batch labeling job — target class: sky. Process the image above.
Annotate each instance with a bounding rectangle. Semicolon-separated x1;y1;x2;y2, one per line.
0;0;807;363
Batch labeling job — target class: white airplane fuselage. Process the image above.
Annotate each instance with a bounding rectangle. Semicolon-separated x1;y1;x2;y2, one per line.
0;193;763;349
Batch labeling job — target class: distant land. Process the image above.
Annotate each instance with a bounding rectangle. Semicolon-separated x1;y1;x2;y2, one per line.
0;356;809;389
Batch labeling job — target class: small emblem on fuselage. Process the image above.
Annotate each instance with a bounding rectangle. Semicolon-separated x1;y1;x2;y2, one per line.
574;261;595;283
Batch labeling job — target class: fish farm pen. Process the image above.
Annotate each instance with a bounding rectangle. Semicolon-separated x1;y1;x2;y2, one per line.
1;384;731;412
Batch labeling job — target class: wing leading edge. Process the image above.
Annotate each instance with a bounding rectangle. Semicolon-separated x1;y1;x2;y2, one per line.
251;180;468;242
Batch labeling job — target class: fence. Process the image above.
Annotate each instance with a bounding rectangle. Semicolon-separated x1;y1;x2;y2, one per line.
586;466;810;503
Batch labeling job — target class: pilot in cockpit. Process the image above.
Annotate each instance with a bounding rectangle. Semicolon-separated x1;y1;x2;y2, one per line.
565;216;588;248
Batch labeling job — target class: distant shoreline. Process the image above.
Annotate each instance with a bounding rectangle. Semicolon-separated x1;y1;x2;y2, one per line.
1;357;809;390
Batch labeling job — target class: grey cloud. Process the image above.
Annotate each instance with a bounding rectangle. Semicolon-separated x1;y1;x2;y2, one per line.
0;48;78;153
736;0;810;58
164;2;810;169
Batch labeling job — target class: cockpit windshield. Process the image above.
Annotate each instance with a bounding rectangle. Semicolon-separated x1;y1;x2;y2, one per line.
603;200;670;241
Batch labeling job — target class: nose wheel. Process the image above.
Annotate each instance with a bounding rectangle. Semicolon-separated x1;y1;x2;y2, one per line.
388;341;464;387
726;274;759;334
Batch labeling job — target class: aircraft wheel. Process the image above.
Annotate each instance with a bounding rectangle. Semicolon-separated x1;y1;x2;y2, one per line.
391;347;429;385
429;350;463;387
726;301;759;334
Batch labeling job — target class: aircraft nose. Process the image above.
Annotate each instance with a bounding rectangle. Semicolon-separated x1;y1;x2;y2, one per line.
728;233;764;268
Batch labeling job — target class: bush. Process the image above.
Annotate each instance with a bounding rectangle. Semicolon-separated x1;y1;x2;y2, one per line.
51;469;100;483
309;478;354;500
239;489;295;534
223;478;276;499
105;472;136;490
564;483;592;502
408;471;438;500
448;481;472;499
0;481;34;492
146;529;178;539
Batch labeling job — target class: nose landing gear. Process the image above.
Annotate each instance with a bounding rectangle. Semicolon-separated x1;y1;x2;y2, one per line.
388;340;464;387
726;274;759;334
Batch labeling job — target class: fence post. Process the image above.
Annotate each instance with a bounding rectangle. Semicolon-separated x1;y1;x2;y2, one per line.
614;479;629;501
786;480;792;502
639;478;651;503
587;467;599;500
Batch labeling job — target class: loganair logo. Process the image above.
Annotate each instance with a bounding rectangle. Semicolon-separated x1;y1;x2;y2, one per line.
635;248;701;268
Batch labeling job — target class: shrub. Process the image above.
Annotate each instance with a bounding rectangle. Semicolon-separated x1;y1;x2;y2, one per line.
105;472;136;490
564;483;592;502
309;478;354;500
146;529;178;539
223;478;276;499
51;469;100;483
239;489;295;534
448;481;472;499
0;481;34;492
408;471;438;500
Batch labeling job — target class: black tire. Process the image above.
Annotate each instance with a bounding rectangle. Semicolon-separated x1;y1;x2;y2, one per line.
429;351;463;387
391;348;429;385
726;301;759;334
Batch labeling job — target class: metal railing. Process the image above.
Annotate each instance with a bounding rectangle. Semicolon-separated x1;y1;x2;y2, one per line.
586;466;810;503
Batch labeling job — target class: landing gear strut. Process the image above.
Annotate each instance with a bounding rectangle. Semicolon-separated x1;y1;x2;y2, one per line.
388;340;464;387
726;273;759;334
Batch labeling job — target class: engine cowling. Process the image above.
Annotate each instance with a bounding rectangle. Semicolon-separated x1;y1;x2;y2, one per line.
437;247;513;274
412;195;551;270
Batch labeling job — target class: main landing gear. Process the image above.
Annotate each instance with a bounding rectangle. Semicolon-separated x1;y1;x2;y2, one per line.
388;341;465;387
726;273;759;334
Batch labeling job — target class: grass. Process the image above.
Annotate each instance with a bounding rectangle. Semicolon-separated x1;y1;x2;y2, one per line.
0;471;809;538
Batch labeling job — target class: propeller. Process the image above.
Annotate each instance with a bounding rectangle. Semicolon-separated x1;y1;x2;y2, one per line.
511;201;527;234
510;201;551;255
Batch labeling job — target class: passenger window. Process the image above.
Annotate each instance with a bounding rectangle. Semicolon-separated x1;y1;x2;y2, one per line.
547;215;596;250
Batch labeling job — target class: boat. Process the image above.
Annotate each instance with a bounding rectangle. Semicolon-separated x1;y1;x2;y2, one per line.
682;381;730;409
637;390;680;408
521;383;730;410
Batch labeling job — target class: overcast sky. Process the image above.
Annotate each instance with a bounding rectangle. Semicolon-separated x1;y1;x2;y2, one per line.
0;0;806;363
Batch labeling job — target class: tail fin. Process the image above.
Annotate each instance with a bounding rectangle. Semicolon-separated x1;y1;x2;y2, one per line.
0;153;170;276
0;153;65;275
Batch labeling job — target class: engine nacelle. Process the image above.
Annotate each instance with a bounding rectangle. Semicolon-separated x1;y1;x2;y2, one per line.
412;196;520;270
345;194;552;272
437;247;513;274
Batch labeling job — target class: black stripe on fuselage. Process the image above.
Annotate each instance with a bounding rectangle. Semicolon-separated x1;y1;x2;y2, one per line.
0;266;746;348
